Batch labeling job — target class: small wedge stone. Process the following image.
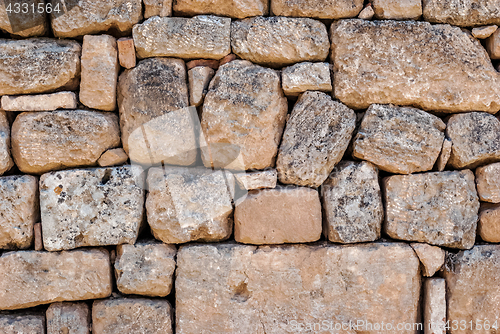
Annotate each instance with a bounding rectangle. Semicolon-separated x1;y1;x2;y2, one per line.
410;243;446;277
98;148;128;167
478;203;500;243
423;279;446;334
234;169;277;190
0;92;77;112
188;66;215;106
281;62;332;96
0;314;45;334
358;5;375;19
476;162;500;203
472;25;498;39
372;0;422;20
173;0;268;18
436;137;452;171
117;38;136;69
144;0;172;18
0;111;13;175
46;302;90;334
271;0;363;19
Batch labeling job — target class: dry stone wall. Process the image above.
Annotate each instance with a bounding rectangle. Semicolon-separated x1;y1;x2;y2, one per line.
0;0;500;333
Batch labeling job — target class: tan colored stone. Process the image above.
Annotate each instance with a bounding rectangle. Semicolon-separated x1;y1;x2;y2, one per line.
115;241;176;297
353;104;445;174
50;0;142;38
92;297;173;334
322;161;383;244
472;25;498;39
277;92;355;187
144;0;172;18
176;242;421;334
34;222;43;251
188;66;215;106
423;278;446;334
146;167;233;244
231;17;329;68
0;0;47;37
478;203;500;243
0;249;112;310
444;245;500;333
0;314;45;334
1;92;77;112
372;0;422;20
98;148;128;167
0;175;39;250
117;38;136;69
410;243;446;277
271;0;363;18
446;112;500;169
80;35;119;111
436;137;452;171
46;302;90;334
0;38;80;95
423;0;500;27
234;169;277;190
384;170;479;249
476;162;500;203
0;110;13;175
133;16;231;60
358;4;375;19
12;110;120;174
173;0;268;18
201;60;287;170
330;20;500;113
40;166;145;251
281;62;332;96
186;58;219;70
486;28;500;59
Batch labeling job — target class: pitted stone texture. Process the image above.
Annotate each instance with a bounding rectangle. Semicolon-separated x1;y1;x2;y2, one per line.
384;170;479;249
117;37;136;69
352;104;445;174
147;167;233;244
173;0;268;18
1;92;77;112
176;242;421;334
11;110;120;174
80;35;119;111
372;0;422;20
473;25;498;39
234;169;277;190
330;20;500;113
133;16;231;60
0;175;39;250
475;162;500;203
98;148;128;167
410;243;446;277
0;314;45;334
231;16;329;68
189;66;215;106
201;60;287;170
0;0;47;37
0;249;112;310
479;203;500;243
436;137;452;171
144;0;172;18
40;166;145;251
115;241;176;297
277;92;355;187
321;161;383;244
444;245;500;332
271;0;363;18
0;38;80;96
446;112;500;169
423;0;500;27
0;110;13;175
281;62;332;96
423;279;446;334
46;302;90;334
51;0;142;38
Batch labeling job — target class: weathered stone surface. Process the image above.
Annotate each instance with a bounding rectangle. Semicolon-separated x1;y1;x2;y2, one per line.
201;60;287;170
12;110;120;174
0;110;13;175
176;242;421;334
98;148;128;167
321;161;383;244
147;167;233;244
358;4;374;19
234;169;277;190
80;35;119;111
444;245;500;332
115;241;176;297
0;175;38;250
40;166;145;251
51;0;142;38
144;0;172;18
330;20;500;113
410;243;446;277
92;297;173;334
0;249;112;310
476;162;500;203
478;203;500;243
133;16;231;60
277;92;355;187
436;137;452;171
486;29;500;58
352;104;445;174
472;25;497;38
384;170;479;249
117;37;136;69
372;0;422;20
173;0;268;18
188;66;215;106
0;38;81;95
1;92;77;112
446;112;500;169
281;62;332;96
423;0;500;27
231;17;329;68
0;314;45;334
423;279;446;334
271;0;363;18
46;302;90;334
0;0;47;37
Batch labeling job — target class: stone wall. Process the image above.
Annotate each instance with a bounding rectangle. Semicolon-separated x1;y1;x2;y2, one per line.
1;0;500;333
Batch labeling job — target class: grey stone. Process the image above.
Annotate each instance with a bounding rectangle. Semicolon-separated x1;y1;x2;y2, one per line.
46;302;90;334
423;0;500;27
0;314;45;334
281;62;332;96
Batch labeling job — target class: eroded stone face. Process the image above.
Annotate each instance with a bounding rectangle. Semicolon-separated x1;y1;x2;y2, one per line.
0;0;47;37
0;111;13;175
0;314;45;334
1;92;77;112
423;0;500;27
46;302;90;334
173;0;268;18
281;62;332;96
372;0;422;20
475;162;500;203
144;0;172;18
478;203;500;243
410;243;446;277
234;169;277;190
271;0;363;18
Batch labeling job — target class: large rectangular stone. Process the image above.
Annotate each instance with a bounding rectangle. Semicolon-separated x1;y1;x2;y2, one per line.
1;92;77;112
271;0;363;19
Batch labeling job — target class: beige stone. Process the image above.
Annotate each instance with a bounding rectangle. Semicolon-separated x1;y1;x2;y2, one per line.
0;38;80;95
358;4;375;19
12;110;120;174
133;16;231;60
423;0;500;27
410;243;446;277
271;0;363;18
478;203;500;243
444;245;500;333
34;222;43;251
144;0;172;18
322;161;383;244
372;0;422;20
173;0;268;18
281;62;332;96
423;278;446;334
436;137;452;171
146;167;233;244
384;170;479;249
0;249;112;310
98;148;128;167
486;28;500;59
446;112;500;169
1;92;77;112
188;66;215;106
0;0;47;37
176;242;421;334
234;169;277;190
201;60;287;170
115;241;176;297
472;25;498;39
0;175;39;250
80;35;119;111
231;16;329;68
475;162;500;203
0;110;13;175
92;297;173;334
51;0;142;38
0;314;45;334
40;165;145;251
46;302;90;334
117;37;136;69
277;91;355;187
330;20;500;113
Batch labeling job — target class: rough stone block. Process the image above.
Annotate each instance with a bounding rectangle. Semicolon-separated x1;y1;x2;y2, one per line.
472;25;498;39
98;148;128;167
0;0;47;37
0;110;13;175
423;0;500;27
0;314;45;334
46;302;90;334
188;66;215;106
144;0;172;18
410;243;445;277
476;162;500;203
173;0;268;18
486;28;500;59
271;0;363;18
423;278;446;334
372;0;422;20
479;203;500;243
281;62;332;96
0;92;77;112
117;37;136;69
234;169;277;190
